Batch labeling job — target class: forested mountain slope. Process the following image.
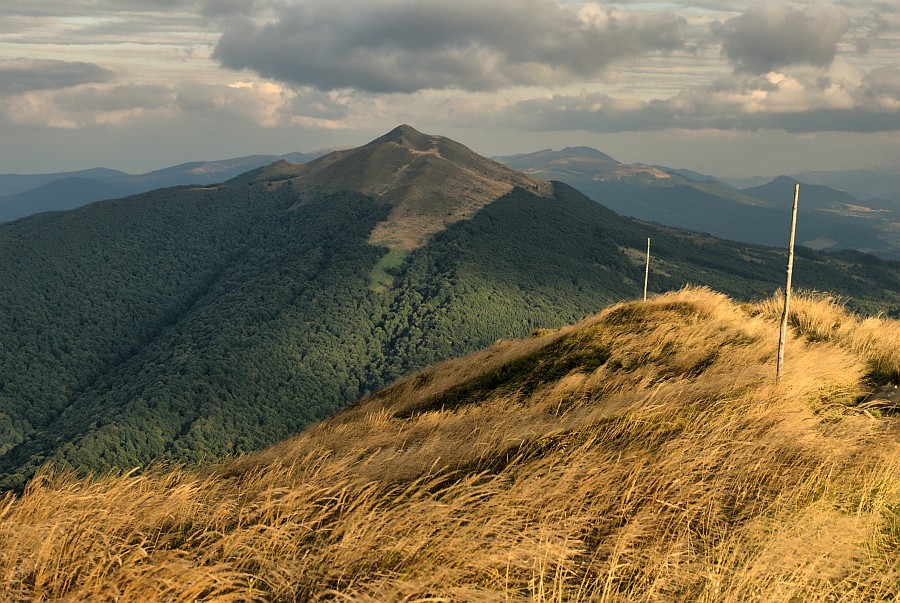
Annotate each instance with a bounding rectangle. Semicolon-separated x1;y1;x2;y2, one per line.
0;126;898;489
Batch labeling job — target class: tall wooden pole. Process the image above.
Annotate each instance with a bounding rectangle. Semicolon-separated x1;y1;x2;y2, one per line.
776;184;800;383
643;237;650;301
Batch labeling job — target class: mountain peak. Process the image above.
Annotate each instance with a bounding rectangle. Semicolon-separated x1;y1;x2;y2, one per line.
558;146;620;164
369;124;433;151
258;126;553;251
769;175;800;186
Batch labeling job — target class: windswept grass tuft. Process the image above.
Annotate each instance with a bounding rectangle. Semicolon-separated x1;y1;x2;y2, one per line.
756;290;900;385
1;287;898;601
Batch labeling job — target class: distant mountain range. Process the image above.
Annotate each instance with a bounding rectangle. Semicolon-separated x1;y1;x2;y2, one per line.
495;148;900;260
1;125;898;489
0;150;335;222
724;166;900;203
5;143;898;260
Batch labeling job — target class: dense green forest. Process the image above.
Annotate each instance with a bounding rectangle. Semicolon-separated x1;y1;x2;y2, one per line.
1;177;898;489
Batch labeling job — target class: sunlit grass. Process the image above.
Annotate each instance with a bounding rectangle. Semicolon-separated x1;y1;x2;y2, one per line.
1;287;897;601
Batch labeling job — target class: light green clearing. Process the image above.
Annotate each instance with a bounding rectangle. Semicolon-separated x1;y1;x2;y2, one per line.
369;249;409;292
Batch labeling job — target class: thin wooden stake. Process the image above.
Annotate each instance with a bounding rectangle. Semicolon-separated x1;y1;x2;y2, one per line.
643;237;650;301
776;183;800;383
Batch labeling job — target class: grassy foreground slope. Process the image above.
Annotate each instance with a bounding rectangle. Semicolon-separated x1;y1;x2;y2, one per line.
1;287;898;602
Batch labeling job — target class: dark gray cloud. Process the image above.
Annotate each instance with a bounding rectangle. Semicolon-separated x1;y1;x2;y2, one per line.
213;0;687;93
199;0;269;18
718;3;851;74
0;59;113;95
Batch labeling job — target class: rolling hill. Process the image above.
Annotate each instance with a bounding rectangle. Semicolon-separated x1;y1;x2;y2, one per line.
0;168;129;197
0;177;140;222
0;125;899;489
0;287;897;601
495;147;900;259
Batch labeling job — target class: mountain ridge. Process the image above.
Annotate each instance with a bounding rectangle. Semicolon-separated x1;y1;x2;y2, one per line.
0;149;338;223
727;166;900;202
495;147;900;259
0;177;142;222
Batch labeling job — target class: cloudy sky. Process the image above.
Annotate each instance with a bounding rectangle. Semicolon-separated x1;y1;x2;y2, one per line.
0;0;898;178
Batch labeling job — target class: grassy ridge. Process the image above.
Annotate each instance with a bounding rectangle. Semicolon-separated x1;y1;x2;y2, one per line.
1;288;897;601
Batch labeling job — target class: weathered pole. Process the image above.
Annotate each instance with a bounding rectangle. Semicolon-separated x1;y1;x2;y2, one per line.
643;237;650;301
776;183;800;383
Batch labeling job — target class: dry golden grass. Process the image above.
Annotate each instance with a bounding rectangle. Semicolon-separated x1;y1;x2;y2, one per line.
756;290;900;385
1;287;898;602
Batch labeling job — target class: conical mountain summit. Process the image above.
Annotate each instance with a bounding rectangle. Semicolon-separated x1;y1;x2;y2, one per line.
260;124;552;249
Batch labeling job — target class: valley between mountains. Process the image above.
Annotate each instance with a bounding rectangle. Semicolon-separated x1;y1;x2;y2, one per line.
0;125;898;492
